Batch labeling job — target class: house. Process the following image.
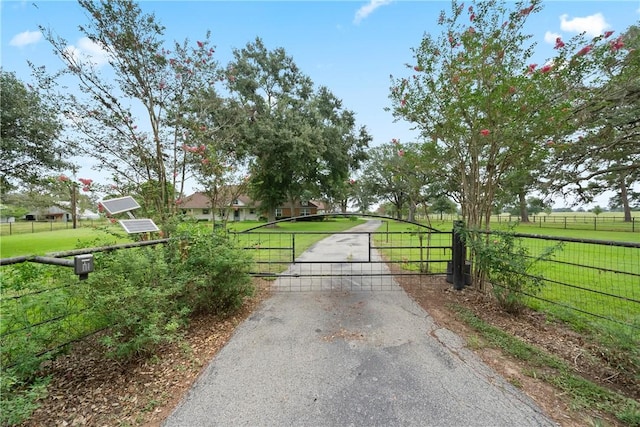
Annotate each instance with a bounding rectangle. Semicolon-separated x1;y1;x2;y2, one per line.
180;191;325;221
180;191;259;222
25;206;71;222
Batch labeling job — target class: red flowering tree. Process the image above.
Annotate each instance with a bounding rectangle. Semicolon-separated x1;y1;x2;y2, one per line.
389;0;613;229
36;0;221;231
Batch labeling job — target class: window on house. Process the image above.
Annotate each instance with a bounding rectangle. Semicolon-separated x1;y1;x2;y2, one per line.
249;209;255;214
275;208;282;217
181;209;187;215
301;208;310;216
233;199;239;205
202;209;210;215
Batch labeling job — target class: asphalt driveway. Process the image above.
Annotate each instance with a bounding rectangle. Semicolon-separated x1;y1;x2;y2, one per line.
163;221;555;426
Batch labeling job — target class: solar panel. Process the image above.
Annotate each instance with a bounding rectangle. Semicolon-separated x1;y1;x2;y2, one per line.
119;219;160;234
101;196;141;215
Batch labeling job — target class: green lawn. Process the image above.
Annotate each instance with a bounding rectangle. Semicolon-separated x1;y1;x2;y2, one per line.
227;217;367;274
374;219;639;329
0;227;129;258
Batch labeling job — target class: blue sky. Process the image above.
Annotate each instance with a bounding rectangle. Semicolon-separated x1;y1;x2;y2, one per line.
2;0;640;204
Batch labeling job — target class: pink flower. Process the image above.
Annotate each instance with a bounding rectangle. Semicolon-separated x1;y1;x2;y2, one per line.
508;86;516;94
519;5;534;15
610;37;624;51
58;175;69;182
176;199;183;205
78;178;93;186
468;26;475;34
400;99;406;106
554;37;565;49
480;129;490;136
577;45;592;56
110;218;117;224
604;31;614;38
201;158;210;165
349;179;356;185
197;41;204;48
82;186;90;192
470;13;475;22
413;65;423;72
540;64;553;73
98;203;104;213
391;138;399;144
397;149;405;157
527;63;537;73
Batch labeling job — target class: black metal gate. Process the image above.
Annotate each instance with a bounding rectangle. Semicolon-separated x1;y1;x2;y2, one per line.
231;214;453;291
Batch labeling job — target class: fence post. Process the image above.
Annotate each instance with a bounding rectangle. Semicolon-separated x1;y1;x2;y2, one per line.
594;217;597;231
291;233;296;263
452;220;466;291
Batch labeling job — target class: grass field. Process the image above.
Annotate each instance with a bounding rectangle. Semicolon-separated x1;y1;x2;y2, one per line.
0;227;129;258
226;218;367;275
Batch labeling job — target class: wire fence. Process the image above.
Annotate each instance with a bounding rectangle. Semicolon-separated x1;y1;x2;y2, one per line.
1;227;637;382
481;231;640;330
0;219;106;236
429;214;639;232
0;240;169;372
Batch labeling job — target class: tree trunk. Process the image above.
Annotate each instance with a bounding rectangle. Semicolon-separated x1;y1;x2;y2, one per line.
619;179;632;222
407;200;416;222
519;191;529;223
71;184;78;229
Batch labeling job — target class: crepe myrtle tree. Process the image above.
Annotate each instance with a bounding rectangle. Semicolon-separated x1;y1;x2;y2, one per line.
388;0;610;230
35;0;222;231
545;26;640;222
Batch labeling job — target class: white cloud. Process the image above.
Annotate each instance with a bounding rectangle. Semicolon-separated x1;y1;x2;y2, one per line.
544;31;561;44
9;30;42;47
63;37;111;67
560;13;609;37
353;0;392;25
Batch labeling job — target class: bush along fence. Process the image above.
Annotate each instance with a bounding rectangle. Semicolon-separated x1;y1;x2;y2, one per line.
456;225;640;332
0;230;254;426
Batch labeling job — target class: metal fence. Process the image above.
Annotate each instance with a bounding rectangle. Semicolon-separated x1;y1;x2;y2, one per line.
2;227;638;379
0;240;169;371
479;231;640;330
0;219;105;236
431;214;639;232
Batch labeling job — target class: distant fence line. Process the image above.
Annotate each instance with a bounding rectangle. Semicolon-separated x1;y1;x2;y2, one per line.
429;214;639;232
0;219;105;236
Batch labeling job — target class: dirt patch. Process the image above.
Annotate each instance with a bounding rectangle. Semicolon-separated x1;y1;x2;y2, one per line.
21;275;635;427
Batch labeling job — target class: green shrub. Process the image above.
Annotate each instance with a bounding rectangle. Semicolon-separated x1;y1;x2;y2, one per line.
464;227;562;314
0;371;49;427
170;229;254;315
80;247;188;359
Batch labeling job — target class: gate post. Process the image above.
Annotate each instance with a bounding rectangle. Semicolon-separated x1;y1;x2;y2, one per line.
452;220;466;291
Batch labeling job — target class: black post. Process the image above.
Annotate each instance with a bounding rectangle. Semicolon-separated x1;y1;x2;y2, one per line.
452;220;466;290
